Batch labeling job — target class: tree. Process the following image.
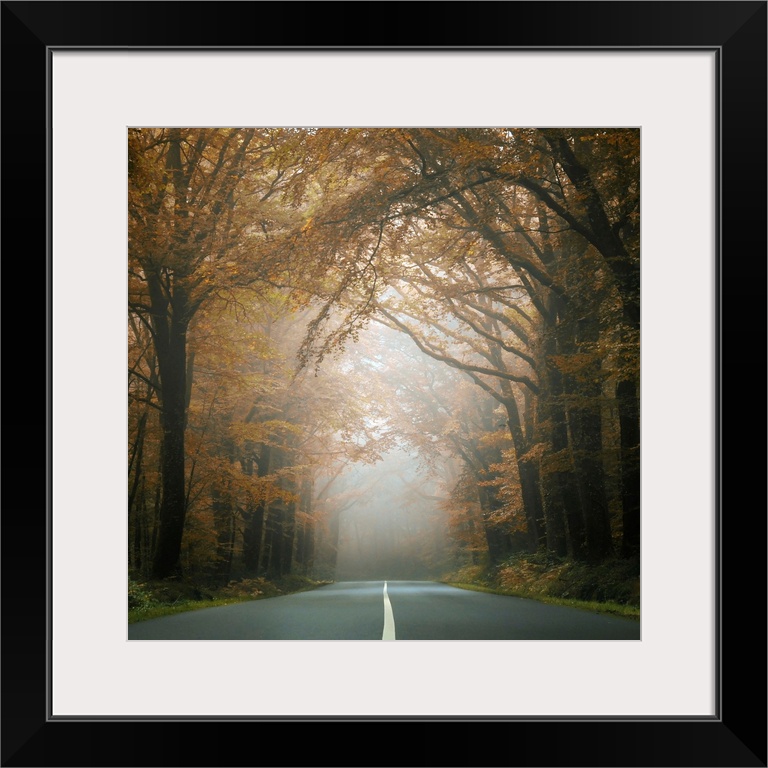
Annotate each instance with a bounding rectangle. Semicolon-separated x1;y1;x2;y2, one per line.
290;127;638;561
129;127;302;578
128;126;641;586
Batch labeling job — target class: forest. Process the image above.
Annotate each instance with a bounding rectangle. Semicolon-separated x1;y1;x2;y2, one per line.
128;127;640;610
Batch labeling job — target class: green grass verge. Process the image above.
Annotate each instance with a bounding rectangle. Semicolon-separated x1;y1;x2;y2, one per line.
128;576;332;624
129;595;255;624
444;581;640;620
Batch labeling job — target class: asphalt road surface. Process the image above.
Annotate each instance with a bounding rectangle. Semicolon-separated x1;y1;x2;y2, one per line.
128;581;639;640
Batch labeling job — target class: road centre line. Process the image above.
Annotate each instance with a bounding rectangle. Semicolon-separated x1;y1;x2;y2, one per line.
382;581;396;640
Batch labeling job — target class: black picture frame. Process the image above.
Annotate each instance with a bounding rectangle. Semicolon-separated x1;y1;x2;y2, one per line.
4;2;765;766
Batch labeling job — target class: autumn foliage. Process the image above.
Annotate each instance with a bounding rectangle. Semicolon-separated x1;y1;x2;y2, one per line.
129;128;640;589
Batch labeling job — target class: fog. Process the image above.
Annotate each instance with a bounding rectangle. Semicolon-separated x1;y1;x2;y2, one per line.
304;321;474;582
333;448;451;580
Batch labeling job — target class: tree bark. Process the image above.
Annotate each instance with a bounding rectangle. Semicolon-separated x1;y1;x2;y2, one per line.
545;364;586;560
211;488;235;586
150;305;189;579
242;445;271;574
502;396;546;552
477;486;509;564
562;315;613;562
618;377;641;557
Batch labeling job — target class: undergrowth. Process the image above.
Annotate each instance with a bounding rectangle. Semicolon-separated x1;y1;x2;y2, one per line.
128;574;331;624
443;553;640;620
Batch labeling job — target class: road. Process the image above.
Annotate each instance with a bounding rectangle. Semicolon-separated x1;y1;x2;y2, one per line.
128;581;639;640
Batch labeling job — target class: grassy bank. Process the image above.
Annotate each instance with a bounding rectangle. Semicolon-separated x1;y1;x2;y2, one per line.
128;575;331;624
443;553;640;620
130;556;640;624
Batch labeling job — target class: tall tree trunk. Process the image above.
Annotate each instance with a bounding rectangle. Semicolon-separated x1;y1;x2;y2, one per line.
474;483;507;564
131;478;145;574
280;500;297;578
128;409;148;573
541;481;568;558
128;410;148;513
502;396;545;551
211;488;235;586
562;316;613;562
265;504;283;578
242;499;267;574
151;309;189;579
295;523;307;575
242;445;271;574
618;377;640;557
265;445;298;579
542;323;587;559
327;509;341;578
547;398;586;560
151;471;161;559
295;477;314;574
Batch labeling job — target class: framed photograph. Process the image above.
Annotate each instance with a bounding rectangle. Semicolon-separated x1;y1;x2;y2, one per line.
6;1;764;765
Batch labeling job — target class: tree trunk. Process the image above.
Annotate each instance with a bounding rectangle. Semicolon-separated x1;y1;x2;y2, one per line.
131;478;145;574
242;445;271;574
151;311;189;579
295;477;314;574
128;409;148;573
563;316;613;562
265;505;283;578
478;486;509;564
569;402;613;561
541;476;568;558
278;473;298;577
211;488;235;586
327;509;341;578
128;410;148;514
617;377;641;557
264;443;298;579
242;500;266;574
503;397;545;551
544;335;587;560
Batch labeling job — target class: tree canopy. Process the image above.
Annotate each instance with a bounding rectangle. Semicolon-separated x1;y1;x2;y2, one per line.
129;127;640;586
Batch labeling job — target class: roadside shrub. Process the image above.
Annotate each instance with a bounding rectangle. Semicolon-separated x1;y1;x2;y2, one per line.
128;580;156;613
221;578;271;598
450;562;493;586
491;554;640;607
